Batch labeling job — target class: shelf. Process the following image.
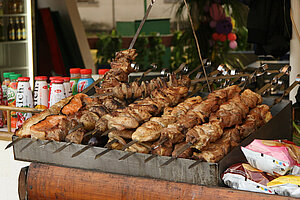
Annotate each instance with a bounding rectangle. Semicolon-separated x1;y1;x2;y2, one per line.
0;40;27;44
0;13;27;17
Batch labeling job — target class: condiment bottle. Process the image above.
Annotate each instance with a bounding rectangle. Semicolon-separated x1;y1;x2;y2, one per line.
16;77;33;128
0;82;3;127
7;73;21;128
34;76;48;109
77;69;94;93
49;79;65;107
70;68;81;95
63;77;72;97
1;72;14;125
48;77;63;107
2;72;15;106
98;69;109;86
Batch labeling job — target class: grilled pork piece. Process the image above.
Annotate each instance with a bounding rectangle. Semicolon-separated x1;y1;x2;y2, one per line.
186;122;223;150
61;93;91;116
15;96;74;138
79;112;100;131
151;140;173;156
131;96;202;143
65;129;85;144
126;142;151;154
29;115;67;140
241;89;263;108
172;141;193;159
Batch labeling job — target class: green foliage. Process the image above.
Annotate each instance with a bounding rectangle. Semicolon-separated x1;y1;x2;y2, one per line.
95;31;166;71
95;30;122;65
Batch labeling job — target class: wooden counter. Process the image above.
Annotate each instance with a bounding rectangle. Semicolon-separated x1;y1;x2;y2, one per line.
19;163;297;200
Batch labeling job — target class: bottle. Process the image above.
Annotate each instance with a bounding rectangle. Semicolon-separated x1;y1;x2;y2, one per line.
0;19;5;41
7;73;21;128
16;77;33;128
77;69;94;93
49;79;65;107
34;76;48;109
70;68;81;95
16;0;23;13
2;72;14;124
8;17;15;41
20;16;25;40
98;69;109;85
63;77;72;97
0;82;3;128
48;77;63;107
12;0;16;14
0;0;3;15
15;17;21;40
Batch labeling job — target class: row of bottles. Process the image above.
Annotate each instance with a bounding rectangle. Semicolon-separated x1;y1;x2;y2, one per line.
0;16;26;41
0;0;24;15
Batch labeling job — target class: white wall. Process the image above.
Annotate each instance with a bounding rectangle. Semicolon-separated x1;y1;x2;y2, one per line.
78;0;180;29
0;140;29;200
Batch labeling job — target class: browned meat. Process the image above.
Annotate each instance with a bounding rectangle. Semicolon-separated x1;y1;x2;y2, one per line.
186;122;223;150
172;141;193;159
79;112;100;131
61;93;90;116
65;129;85;144
151;140;173;156
241;89;263;108
46;118;69;141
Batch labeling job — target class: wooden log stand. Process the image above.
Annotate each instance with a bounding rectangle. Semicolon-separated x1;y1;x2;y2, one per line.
19;163;298;200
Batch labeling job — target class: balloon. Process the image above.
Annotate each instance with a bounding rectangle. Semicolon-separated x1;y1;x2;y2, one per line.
212;33;220;41
229;41;238;49
209;3;225;21
228;33;237;41
210;20;217;28
219;34;227;42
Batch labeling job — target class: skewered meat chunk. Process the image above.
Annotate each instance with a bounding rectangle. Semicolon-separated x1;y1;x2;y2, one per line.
159;127;185;144
132;121;163;142
172;141;193;159
65;129;85;144
186;122;223;150
237;104;271;139
126;142;151;154
62;93;91;116
79;112;100;131
30;115;67;140
151;140;173;156
130;95;201;144
46;118;70;141
108;130;134;140
241;89;263;108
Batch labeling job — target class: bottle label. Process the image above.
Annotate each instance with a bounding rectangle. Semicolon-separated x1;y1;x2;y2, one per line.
70;79;79;95
49;84;65;107
63;82;72;97
34;81;48;109
2;84;8;97
77;78;94;93
7;82;17;105
16;81;33;128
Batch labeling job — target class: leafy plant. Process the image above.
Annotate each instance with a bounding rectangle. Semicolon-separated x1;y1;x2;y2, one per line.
95;30;122;66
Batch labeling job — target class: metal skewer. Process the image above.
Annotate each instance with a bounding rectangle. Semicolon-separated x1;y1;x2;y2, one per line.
129;0;156;49
121;140;138;151
53;142;73;154
188;160;202;169
71;145;92;158
160;142;193;167
39;140;53;148
144;138;169;163
94;138;119;159
5;137;23;150
20;138;38;153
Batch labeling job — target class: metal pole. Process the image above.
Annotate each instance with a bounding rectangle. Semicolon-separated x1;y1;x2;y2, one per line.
144;0;147;14
112;0;116;29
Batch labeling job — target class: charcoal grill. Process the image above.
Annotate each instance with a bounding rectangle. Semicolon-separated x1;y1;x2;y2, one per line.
12;97;292;186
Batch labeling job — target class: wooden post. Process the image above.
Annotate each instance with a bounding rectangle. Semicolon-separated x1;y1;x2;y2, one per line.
25;163;297;200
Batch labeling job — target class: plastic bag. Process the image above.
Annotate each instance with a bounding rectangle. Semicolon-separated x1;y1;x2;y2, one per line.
268;175;300;198
222;163;275;194
241;139;300;176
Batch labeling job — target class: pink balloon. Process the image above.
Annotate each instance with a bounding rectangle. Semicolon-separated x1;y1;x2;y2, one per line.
209;20;217;28
229;41;237;49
